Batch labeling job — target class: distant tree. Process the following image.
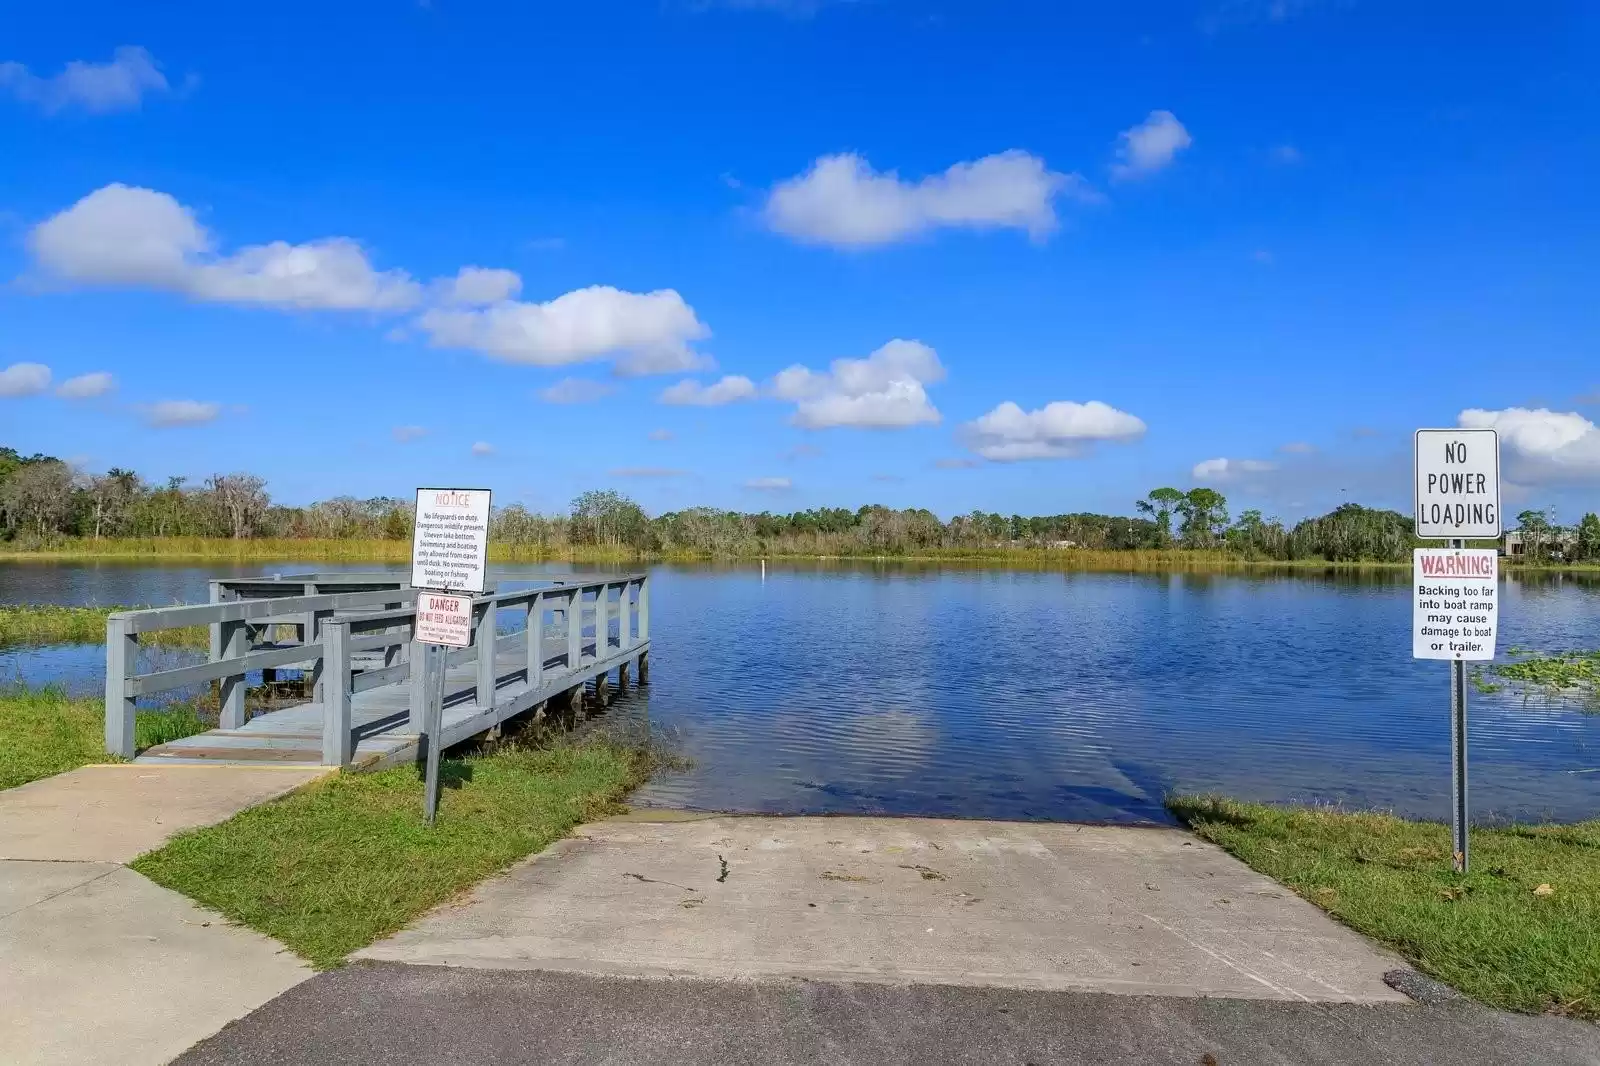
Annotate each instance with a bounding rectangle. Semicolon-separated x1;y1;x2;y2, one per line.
1576;513;1600;562
1516;508;1553;561
0;459;76;539
206;474;270;539
1135;487;1185;544
1177;488;1229;548
85;468;142;539
570;489;650;550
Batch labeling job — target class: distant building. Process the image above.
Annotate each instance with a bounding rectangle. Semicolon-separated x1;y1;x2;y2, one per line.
1501;529;1579;557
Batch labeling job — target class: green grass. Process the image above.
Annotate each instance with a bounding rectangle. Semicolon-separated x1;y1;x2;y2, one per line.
1170;796;1600;1018
0;604;207;649
131;739;653;968
0;683;209;790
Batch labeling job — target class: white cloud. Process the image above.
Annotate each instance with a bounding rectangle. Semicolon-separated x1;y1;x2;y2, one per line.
1193;457;1277;481
764;150;1095;248
29;184;421;311
0;362;51;397
772;339;944;429
745;476;792;491
434;266;522;306
416;284;709;374
471;441;494;456
392;425;427;442
1111;110;1192;180
145;400;219;427
538;377;617;404
648;428;674;441
1459;407;1600;484
56;371;116;398
0;46;169;114
1278;441;1316;455
658;374;757;406
610;466;688;478
935;457;982;470
962;399;1147;461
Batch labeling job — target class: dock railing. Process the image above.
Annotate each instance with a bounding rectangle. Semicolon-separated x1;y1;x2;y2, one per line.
105;572;651;766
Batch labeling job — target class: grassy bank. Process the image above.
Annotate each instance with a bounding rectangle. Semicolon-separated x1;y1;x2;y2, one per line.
132;738;652;968
1170;796;1600;1018
0;604;207;649
0;684;208;790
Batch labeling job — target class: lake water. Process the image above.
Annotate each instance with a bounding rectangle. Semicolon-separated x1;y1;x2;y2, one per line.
4;560;1599;825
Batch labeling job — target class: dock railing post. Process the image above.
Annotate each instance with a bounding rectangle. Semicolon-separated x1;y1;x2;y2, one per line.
218;618;249;729
526;592;543;690
474;598;496;714
321;620;354;766
408;631;429;733
306;608;333;702
595;584;611;658
566;590;582;671
104;614;138;758
638;575;649;642
618;580;632;651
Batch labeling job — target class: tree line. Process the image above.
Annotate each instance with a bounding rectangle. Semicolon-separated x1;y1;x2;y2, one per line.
4;447;1598;563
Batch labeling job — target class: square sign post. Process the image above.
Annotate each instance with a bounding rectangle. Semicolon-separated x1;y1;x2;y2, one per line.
1413;429;1500;873
410;488;492;825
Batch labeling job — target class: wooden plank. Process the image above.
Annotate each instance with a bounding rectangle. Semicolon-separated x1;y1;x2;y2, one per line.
124;643;324;697
115;588;420;634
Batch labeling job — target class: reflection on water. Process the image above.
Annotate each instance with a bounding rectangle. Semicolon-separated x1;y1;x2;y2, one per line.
3;559;1599;824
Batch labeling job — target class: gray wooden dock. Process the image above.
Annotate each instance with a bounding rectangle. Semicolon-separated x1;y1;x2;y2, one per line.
103;573;650;769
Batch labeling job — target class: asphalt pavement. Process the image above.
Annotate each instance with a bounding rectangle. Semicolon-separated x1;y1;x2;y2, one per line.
176;962;1600;1066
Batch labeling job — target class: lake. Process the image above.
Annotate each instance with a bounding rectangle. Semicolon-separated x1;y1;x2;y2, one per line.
3;560;1598;825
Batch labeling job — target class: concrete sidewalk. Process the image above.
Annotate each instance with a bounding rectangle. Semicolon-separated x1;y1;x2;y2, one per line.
361;812;1409;1002
0;764;328;1066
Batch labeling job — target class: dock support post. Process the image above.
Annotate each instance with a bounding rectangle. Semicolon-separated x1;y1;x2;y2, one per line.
566;591;581;672
321;621;353;766
526;593;543;690
218;618;249;730
408;636;430;733
617;660;630;692
638;649;649;684
474;599;496;714
104;615;138;758
593;670;609;710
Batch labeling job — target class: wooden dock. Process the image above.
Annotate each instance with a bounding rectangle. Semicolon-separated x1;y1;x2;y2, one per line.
103;573;650;769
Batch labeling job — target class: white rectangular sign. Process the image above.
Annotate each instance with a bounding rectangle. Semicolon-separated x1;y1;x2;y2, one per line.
1413;548;1498;661
411;487;492;593
1414;428;1500;539
415;591;473;648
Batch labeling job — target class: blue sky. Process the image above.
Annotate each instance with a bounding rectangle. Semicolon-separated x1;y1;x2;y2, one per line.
2;1;1597;522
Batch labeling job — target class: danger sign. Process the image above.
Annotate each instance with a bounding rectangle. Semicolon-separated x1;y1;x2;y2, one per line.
416;591;473;648
1412;548;1498;661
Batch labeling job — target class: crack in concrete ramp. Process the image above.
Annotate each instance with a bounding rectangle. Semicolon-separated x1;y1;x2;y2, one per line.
360;814;1408;1002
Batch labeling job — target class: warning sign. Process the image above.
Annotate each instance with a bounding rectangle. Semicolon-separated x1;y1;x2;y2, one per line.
410;487;491;594
1413;548;1498;661
415;591;473;648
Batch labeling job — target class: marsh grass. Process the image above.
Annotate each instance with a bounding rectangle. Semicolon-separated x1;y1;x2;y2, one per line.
0;604;207;649
0;683;209;790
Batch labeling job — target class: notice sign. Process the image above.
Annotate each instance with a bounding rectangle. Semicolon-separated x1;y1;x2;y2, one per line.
416;591;473;648
1414;429;1500;539
1413;548;1498;661
411;487;491;594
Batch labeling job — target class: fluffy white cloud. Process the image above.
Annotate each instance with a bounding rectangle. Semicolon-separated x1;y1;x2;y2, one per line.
772;339;943;429
471;441;494;456
392;425;427;442
538;377;617;404
1111;110;1192;179
962;400;1146;461
145;400;219;427
0;362;51;397
658;375;757;406
417;284;709;374
29;185;421;311
0;46;169;114
1193;457;1277;481
745;476;792;491
764;150;1094;248
56;371;116;398
434;266;522;307
1459;407;1600;484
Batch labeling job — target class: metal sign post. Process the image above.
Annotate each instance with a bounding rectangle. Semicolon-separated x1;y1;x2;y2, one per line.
1412;429;1500;874
409;487;492;826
